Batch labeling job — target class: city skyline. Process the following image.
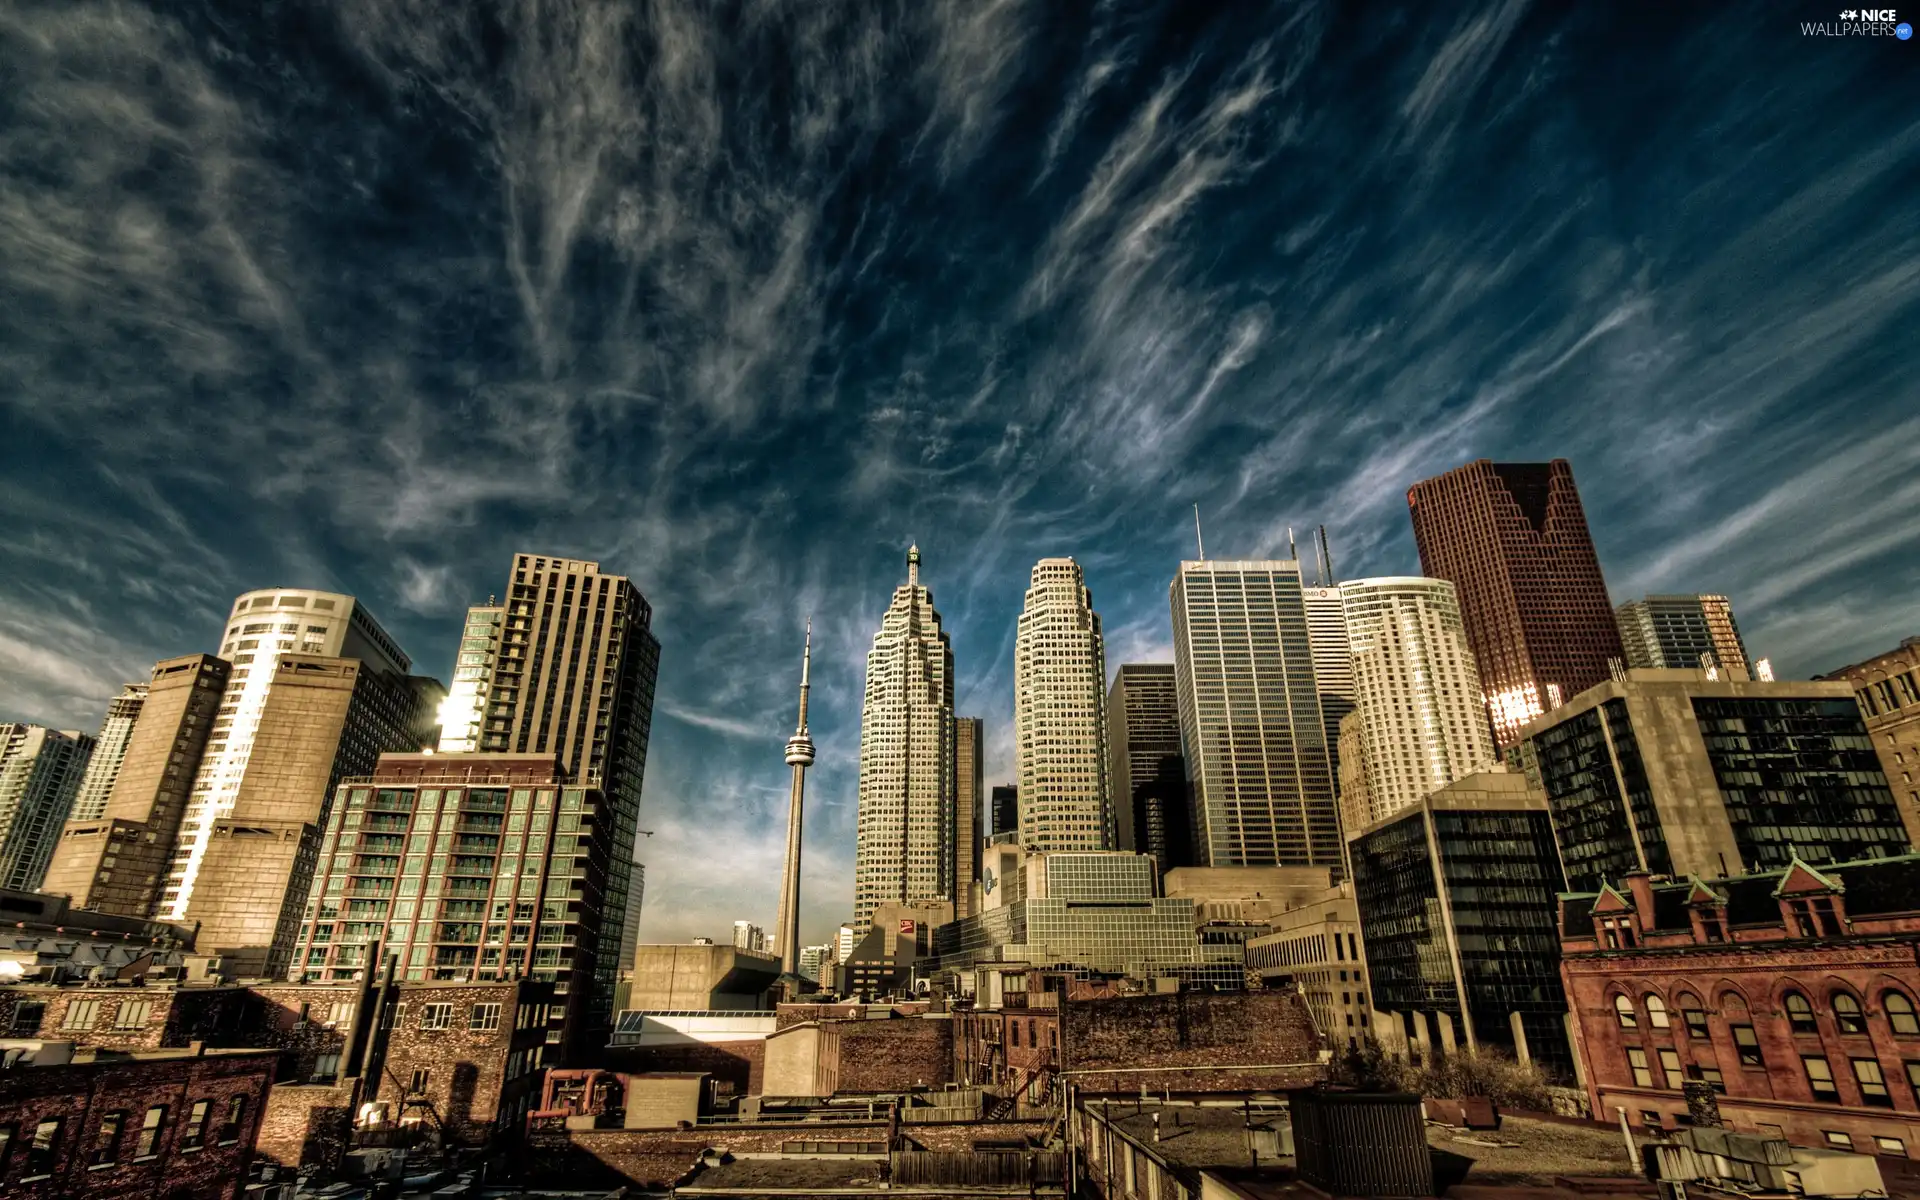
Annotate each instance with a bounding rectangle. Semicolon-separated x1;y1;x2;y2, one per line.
4;4;1916;949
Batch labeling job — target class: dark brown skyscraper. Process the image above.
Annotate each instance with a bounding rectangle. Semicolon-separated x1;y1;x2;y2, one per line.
1407;459;1623;747
952;716;983;918
1105;664;1191;874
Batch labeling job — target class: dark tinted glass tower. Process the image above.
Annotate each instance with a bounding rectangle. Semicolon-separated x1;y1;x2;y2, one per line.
1106;664;1191;874
1407;460;1623;747
991;785;1018;838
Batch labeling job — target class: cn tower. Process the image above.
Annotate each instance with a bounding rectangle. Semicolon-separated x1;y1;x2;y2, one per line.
773;619;815;977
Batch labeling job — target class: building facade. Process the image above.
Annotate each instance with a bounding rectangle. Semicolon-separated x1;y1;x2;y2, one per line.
68;682;147;823
1014;558;1112;853
43;656;229;918
1616;594;1752;680
1106;664;1190;874
1407;459;1624;747
1348;769;1572;1072
1817;636;1920;846
436;603;504;753
476;554;661;987
288;753;610;1058
1302;584;1356;799
163;589;433;921
0;725;95;892
1559;854;1920;1153
1339;577;1496;831
732;922;766;953
953;717;984;919
1169;560;1339;871
853;546;956;933
1517;669;1914;896
1244;883;1375;1051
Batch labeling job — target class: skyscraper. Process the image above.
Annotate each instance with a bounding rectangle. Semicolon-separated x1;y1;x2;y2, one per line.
163;588;427;922
69;682;147;822
1105;663;1190;874
1339;577;1497;829
43;655;228;917
1014;558;1112;852
1408;459;1623;747
853;546;955;933
1301;584;1356;800
773;622;815;976
952;716;983;918
1169;559;1340;871
1616;594;1752;680
991;785;1018;839
477;554;660;1007
0;725;95;891
436;603;504;752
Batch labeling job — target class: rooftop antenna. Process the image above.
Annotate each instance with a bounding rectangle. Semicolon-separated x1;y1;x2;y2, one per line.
1287;525;1297;563
1193;505;1206;561
1318;525;1335;586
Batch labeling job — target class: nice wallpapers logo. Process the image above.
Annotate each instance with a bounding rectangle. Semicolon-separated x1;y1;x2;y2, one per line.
1803;7;1913;35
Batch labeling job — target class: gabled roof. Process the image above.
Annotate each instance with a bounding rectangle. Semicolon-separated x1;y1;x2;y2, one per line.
1685;878;1727;906
1589;884;1634;916
1772;857;1844;898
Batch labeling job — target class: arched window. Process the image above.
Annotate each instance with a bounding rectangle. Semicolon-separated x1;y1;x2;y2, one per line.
1645;995;1670;1030
1885;991;1920;1037
1784;991;1817;1034
1614;994;1638;1029
1677;994;1709;1038
1833;992;1867;1035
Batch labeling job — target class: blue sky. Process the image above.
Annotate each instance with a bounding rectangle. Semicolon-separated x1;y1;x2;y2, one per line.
2;1;1916;948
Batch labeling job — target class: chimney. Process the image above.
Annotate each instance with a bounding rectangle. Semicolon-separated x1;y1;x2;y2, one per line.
1623;871;1656;929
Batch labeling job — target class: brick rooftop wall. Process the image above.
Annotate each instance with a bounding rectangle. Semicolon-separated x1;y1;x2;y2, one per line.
1064;990;1326;1094
836;1018;956;1093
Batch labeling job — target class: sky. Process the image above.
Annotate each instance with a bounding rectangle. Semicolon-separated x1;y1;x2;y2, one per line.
2;1;1917;950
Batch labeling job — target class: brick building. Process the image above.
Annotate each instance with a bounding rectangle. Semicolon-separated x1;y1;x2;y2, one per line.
0;975;551;1169
1559;854;1920;1156
0;1041;276;1200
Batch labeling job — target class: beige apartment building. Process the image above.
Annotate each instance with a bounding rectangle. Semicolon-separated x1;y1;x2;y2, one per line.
1015;557;1112;853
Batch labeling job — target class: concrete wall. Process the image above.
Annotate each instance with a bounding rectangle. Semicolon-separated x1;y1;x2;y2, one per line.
627;944;780;1010
622;1073;706;1129
761;1022;838;1098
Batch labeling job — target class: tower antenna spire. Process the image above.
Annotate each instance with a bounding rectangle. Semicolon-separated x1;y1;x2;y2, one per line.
774;616;817;979
907;544;921;587
1318;525;1335;586
1193;505;1206;561
1288;525;1297;563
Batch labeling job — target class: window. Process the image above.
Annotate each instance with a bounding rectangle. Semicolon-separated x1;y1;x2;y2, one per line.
1853;1059;1892;1107
1825;1131;1853;1150
113;1000;152;1030
218;1096;247;1144
11;1002;44;1036
1833;992;1867;1035
134;1106;165;1158
1628;1048;1653;1087
1660;1049;1685;1089
61;998;100;1031
1646;996;1671;1030
1784;991;1817;1034
1887;992;1920;1036
1876;1136;1906;1155
1733;1025;1764;1067
469;1003;501;1031
1011;1022;1021;1047
26;1118;60;1177
408;1068;430;1094
1679;997;1710;1038
1688;1064;1727;1094
1615;995;1638;1028
311;1052;341;1081
1803;1056;1838;1101
420;1003;453;1030
90;1111;124;1166
182;1100;210;1148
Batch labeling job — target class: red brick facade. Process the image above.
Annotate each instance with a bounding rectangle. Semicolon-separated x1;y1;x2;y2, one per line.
1560;859;1920;1158
1062;990;1325;1095
0;1046;276;1200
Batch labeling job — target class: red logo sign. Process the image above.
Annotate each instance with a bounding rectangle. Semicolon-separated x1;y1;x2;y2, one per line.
899;919;916;934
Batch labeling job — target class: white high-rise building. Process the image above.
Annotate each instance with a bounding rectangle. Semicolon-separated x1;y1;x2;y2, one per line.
732;920;767;953
435;603;503;752
70;681;148;822
1170;559;1340;870
853;546;956;933
798;943;831;983
1339;577;1496;830
0;725;95;891
1015;558;1113;852
161;588;414;920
